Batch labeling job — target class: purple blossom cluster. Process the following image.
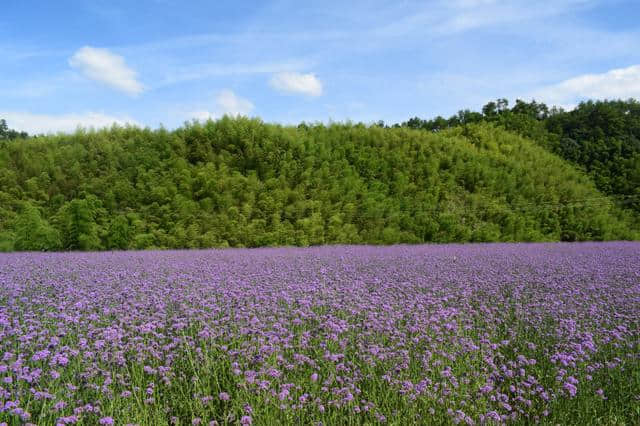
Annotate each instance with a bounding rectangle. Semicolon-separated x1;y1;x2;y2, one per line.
0;242;639;424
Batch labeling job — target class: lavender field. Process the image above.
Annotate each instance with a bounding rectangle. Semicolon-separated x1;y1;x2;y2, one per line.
1;243;639;425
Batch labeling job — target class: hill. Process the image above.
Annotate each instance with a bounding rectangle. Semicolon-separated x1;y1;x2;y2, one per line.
402;99;640;213
0;118;637;251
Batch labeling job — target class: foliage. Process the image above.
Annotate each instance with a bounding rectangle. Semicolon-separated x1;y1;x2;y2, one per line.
402;98;640;213
0;118;637;251
0;118;29;140
12;202;61;251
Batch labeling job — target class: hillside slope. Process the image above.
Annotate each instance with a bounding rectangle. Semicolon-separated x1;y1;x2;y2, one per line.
402;99;640;213
0;118;636;251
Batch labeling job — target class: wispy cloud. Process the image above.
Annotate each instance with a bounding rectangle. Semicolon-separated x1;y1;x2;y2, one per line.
161;59;311;86
375;0;596;38
1;75;70;99
188;90;254;120
532;64;640;109
269;72;323;96
0;111;140;134
69;46;144;95
0;44;69;63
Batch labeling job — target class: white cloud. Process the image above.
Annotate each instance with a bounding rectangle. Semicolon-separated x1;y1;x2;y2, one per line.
532;64;640;109
69;46;144;95
0;111;139;134
270;72;323;96
215;90;255;116
186;90;254;121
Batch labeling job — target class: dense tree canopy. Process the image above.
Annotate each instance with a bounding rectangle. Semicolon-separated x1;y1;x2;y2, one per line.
0;117;636;251
401;99;640;212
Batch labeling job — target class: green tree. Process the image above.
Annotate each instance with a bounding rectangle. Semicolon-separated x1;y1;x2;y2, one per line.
56;198;101;250
13;203;61;251
107;215;131;250
0;115;637;252
0;118;29;140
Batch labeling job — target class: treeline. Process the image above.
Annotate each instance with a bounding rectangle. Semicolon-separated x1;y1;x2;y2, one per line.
0;118;637;251
0;119;29;141
400;99;640;212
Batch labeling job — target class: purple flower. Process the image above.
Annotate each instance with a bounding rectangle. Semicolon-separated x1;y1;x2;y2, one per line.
1;243;638;423
564;382;578;397
484;411;501;422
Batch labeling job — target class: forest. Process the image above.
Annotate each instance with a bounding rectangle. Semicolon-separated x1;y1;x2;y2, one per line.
402;99;640;213
0;99;639;251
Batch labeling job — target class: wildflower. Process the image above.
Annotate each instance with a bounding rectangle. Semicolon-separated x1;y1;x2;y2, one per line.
240;416;252;425
563;382;577;397
484;411;501;422
219;392;230;401
278;389;289;401
99;418;114;425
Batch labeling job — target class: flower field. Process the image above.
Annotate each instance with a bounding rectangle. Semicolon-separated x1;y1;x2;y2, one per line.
1;243;639;425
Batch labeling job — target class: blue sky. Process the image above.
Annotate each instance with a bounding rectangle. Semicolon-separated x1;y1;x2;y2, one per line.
2;0;640;133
